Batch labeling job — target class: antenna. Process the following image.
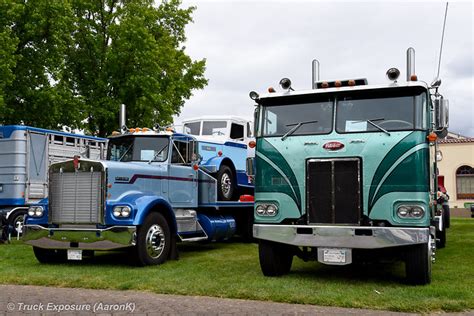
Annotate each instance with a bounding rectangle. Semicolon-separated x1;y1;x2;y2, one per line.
433;2;449;86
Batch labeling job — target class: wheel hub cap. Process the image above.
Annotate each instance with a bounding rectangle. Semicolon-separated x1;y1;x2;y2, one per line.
145;224;165;259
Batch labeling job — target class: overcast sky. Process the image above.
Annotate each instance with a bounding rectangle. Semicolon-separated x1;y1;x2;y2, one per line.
176;0;473;137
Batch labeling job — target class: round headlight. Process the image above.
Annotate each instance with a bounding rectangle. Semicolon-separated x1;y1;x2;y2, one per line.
266;204;278;216
121;206;131;217
256;205;266;216
35;207;43;217
113;208;122;217
411;206;425;218
28;209;35;217
397;206;409;217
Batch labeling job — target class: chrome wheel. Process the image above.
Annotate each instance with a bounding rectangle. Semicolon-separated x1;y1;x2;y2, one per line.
221;172;232;198
13;214;25;235
145;224;166;259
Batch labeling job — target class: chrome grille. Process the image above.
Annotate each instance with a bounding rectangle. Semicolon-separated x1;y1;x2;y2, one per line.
49;170;103;224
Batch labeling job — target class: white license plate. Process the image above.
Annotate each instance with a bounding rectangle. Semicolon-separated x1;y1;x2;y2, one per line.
67;249;83;261
322;248;347;263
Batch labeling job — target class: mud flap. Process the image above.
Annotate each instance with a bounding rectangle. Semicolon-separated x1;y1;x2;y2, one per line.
168;234;179;260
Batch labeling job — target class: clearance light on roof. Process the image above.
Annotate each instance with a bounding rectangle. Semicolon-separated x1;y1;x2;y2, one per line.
268;87;276;93
410;74;418;81
317;79;367;89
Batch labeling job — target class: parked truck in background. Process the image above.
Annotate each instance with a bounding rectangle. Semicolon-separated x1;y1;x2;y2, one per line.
23;128;253;265
0;125;107;236
181;116;254;200
248;48;449;284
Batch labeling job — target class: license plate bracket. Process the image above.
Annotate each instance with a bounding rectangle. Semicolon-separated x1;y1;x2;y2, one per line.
317;248;352;265
67;249;83;261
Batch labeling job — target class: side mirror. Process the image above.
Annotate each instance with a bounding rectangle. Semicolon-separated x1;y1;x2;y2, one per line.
434;98;449;133
189;140;202;164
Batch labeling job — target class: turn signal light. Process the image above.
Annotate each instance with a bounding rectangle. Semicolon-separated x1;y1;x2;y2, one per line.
427;132;437;142
193;164;199;171
248;140;256;148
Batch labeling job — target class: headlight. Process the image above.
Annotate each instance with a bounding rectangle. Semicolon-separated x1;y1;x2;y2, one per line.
255;203;278;217
113;206;131;218
28;206;44;217
256;205;266;216
411;206;425;218
396;205;425;219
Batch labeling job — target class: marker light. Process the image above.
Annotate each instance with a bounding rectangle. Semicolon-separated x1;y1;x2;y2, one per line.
348;79;356;86
268;87;276;93
427;132;438;142
217;151;223;157
334;80;342;87
193;164;199;171
248;140;256;148
321;81;329;88
410;74;418;81
386;68;400;81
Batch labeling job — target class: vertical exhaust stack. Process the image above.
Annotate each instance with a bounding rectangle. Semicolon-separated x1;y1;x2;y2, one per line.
406;47;416;81
312;59;320;89
120;104;126;133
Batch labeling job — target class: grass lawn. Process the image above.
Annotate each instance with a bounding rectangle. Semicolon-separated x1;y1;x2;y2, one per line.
1;218;473;313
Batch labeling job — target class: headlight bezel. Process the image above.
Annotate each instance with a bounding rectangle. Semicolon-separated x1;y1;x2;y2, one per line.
396;205;426;219
113;205;132;218
27;206;44;218
255;202;279;217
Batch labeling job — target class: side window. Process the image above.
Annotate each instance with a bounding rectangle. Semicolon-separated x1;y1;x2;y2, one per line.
230;123;244;139
184;122;200;135
171;141;191;164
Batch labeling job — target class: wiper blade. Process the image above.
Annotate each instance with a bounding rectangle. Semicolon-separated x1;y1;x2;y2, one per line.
281;120;319;141
354;118;390;136
148;144;169;164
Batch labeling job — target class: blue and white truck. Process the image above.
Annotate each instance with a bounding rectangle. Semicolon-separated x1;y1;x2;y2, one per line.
0;125;107;236
181;116;254;200
23;128;254;265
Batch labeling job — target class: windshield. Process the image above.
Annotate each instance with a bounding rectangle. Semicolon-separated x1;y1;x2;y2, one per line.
107;136;170;162
202;121;227;136
336;92;426;133
261;101;333;137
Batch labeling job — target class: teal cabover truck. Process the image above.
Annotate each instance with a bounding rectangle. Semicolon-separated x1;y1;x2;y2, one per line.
248;48;449;285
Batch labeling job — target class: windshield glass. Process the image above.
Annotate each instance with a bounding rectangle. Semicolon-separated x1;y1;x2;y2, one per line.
336;92;426;133
107;136;169;162
202;121;227;136
261;101;333;137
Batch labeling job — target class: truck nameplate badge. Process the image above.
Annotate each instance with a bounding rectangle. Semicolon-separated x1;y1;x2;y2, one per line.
323;141;344;151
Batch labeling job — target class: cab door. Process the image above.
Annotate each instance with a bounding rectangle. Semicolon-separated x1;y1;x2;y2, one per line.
168;138;197;207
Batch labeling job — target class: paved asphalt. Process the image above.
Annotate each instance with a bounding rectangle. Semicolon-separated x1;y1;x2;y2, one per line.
1;285;473;315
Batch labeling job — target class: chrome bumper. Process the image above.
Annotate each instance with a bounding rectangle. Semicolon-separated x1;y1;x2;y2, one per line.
253;224;430;249
23;224;136;250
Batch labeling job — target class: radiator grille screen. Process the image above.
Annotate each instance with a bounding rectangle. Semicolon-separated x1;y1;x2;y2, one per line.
307;159;361;224
49;171;102;224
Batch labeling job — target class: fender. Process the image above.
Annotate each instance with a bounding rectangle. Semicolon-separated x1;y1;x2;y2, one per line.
109;193;177;233
202;156;235;174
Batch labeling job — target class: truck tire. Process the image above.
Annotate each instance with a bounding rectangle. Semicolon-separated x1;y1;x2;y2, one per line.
33;247;67;264
405;239;432;285
259;240;293;276
134;212;171;266
9;210;27;237
217;165;236;201
443;204;450;228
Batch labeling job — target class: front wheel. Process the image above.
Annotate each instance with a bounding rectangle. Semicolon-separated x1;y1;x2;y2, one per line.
259;240;294;276
405;236;433;285
217;165;236;201
134;212;171;266
10;210;27;237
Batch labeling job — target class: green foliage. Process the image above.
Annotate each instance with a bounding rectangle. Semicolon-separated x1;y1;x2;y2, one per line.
1;219;473;313
0;0;207;136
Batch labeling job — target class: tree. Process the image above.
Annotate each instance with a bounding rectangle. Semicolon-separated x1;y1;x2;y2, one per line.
68;0;207;136
0;0;82;129
0;0;207;136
